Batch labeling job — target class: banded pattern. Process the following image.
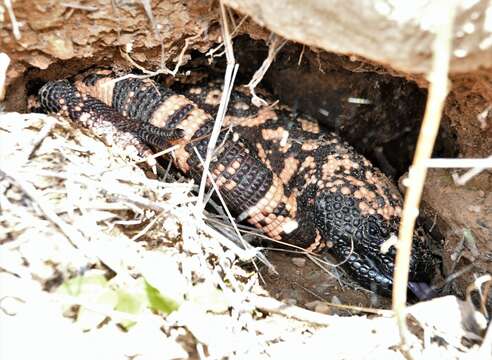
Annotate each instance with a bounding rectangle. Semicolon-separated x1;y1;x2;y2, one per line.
38;70;435;298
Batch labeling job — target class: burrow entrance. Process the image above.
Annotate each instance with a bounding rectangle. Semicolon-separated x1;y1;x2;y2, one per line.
8;35;458;309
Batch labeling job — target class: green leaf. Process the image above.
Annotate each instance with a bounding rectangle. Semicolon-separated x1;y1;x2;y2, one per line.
144;280;179;314
114;288;146;330
57;273;108;297
76;288;119;330
57;273;119;329
115;289;144;314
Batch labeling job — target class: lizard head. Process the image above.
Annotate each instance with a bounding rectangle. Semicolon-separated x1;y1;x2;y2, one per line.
314;190;434;300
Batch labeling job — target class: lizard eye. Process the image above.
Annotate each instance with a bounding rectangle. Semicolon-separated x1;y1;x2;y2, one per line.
368;222;379;237
365;217;382;239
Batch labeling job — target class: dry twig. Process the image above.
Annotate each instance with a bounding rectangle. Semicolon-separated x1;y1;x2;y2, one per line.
206;15;248;60
196;1;239;210
120;33;200;78
246;34;287;107
0;52;10;101
425;157;492;168
250;294;393;325
451;155;492;185
3;0;21;40
249;294;334;326
392;1;457;354
61;2;98;11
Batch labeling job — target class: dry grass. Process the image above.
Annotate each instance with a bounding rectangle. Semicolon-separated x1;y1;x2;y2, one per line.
0;75;486;360
0;93;487;360
0;112;337;357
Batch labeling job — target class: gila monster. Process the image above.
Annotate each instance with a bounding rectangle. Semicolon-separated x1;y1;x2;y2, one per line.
37;69;435;299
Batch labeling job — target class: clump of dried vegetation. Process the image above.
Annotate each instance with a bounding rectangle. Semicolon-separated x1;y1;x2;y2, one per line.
0;107;487;359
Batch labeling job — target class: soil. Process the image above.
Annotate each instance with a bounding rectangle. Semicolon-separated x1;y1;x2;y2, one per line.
260;252;393;311
421;169;492;309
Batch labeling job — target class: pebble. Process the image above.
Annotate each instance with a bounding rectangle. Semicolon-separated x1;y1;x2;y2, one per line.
284;298;298;306
291;257;306;267
305;300;322;310
331;295;342;305
314;302;332;315
468;205;481;213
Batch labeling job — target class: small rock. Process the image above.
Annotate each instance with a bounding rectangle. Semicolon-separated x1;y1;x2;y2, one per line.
305;300;322;310
468;205;481;213
314;302;332;315
284;298;297;306
291;257;306;267
331;296;342;305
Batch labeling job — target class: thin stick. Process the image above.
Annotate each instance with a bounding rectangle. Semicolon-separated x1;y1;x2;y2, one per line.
130;212;164;241
193;125;267;283
452;155;492;185
61;3;98;11
0;52;10;101
392;1;456;353
134;144;180;163
250;294;393;325
3;0;21;40
424;157;492;168
219;0;235;65
170;34;201;76
206;215;355;271
465;274;492;318
304;297;392;317
206;217;329;260
246;34;287;107
194;147;267;283
195;64;238;207
203;223;258;262
194;147;249;253
196;1;238;209
249;294;334;326
205;15;248;59
298;45;306;66
22;117;56;163
120;33;200;77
